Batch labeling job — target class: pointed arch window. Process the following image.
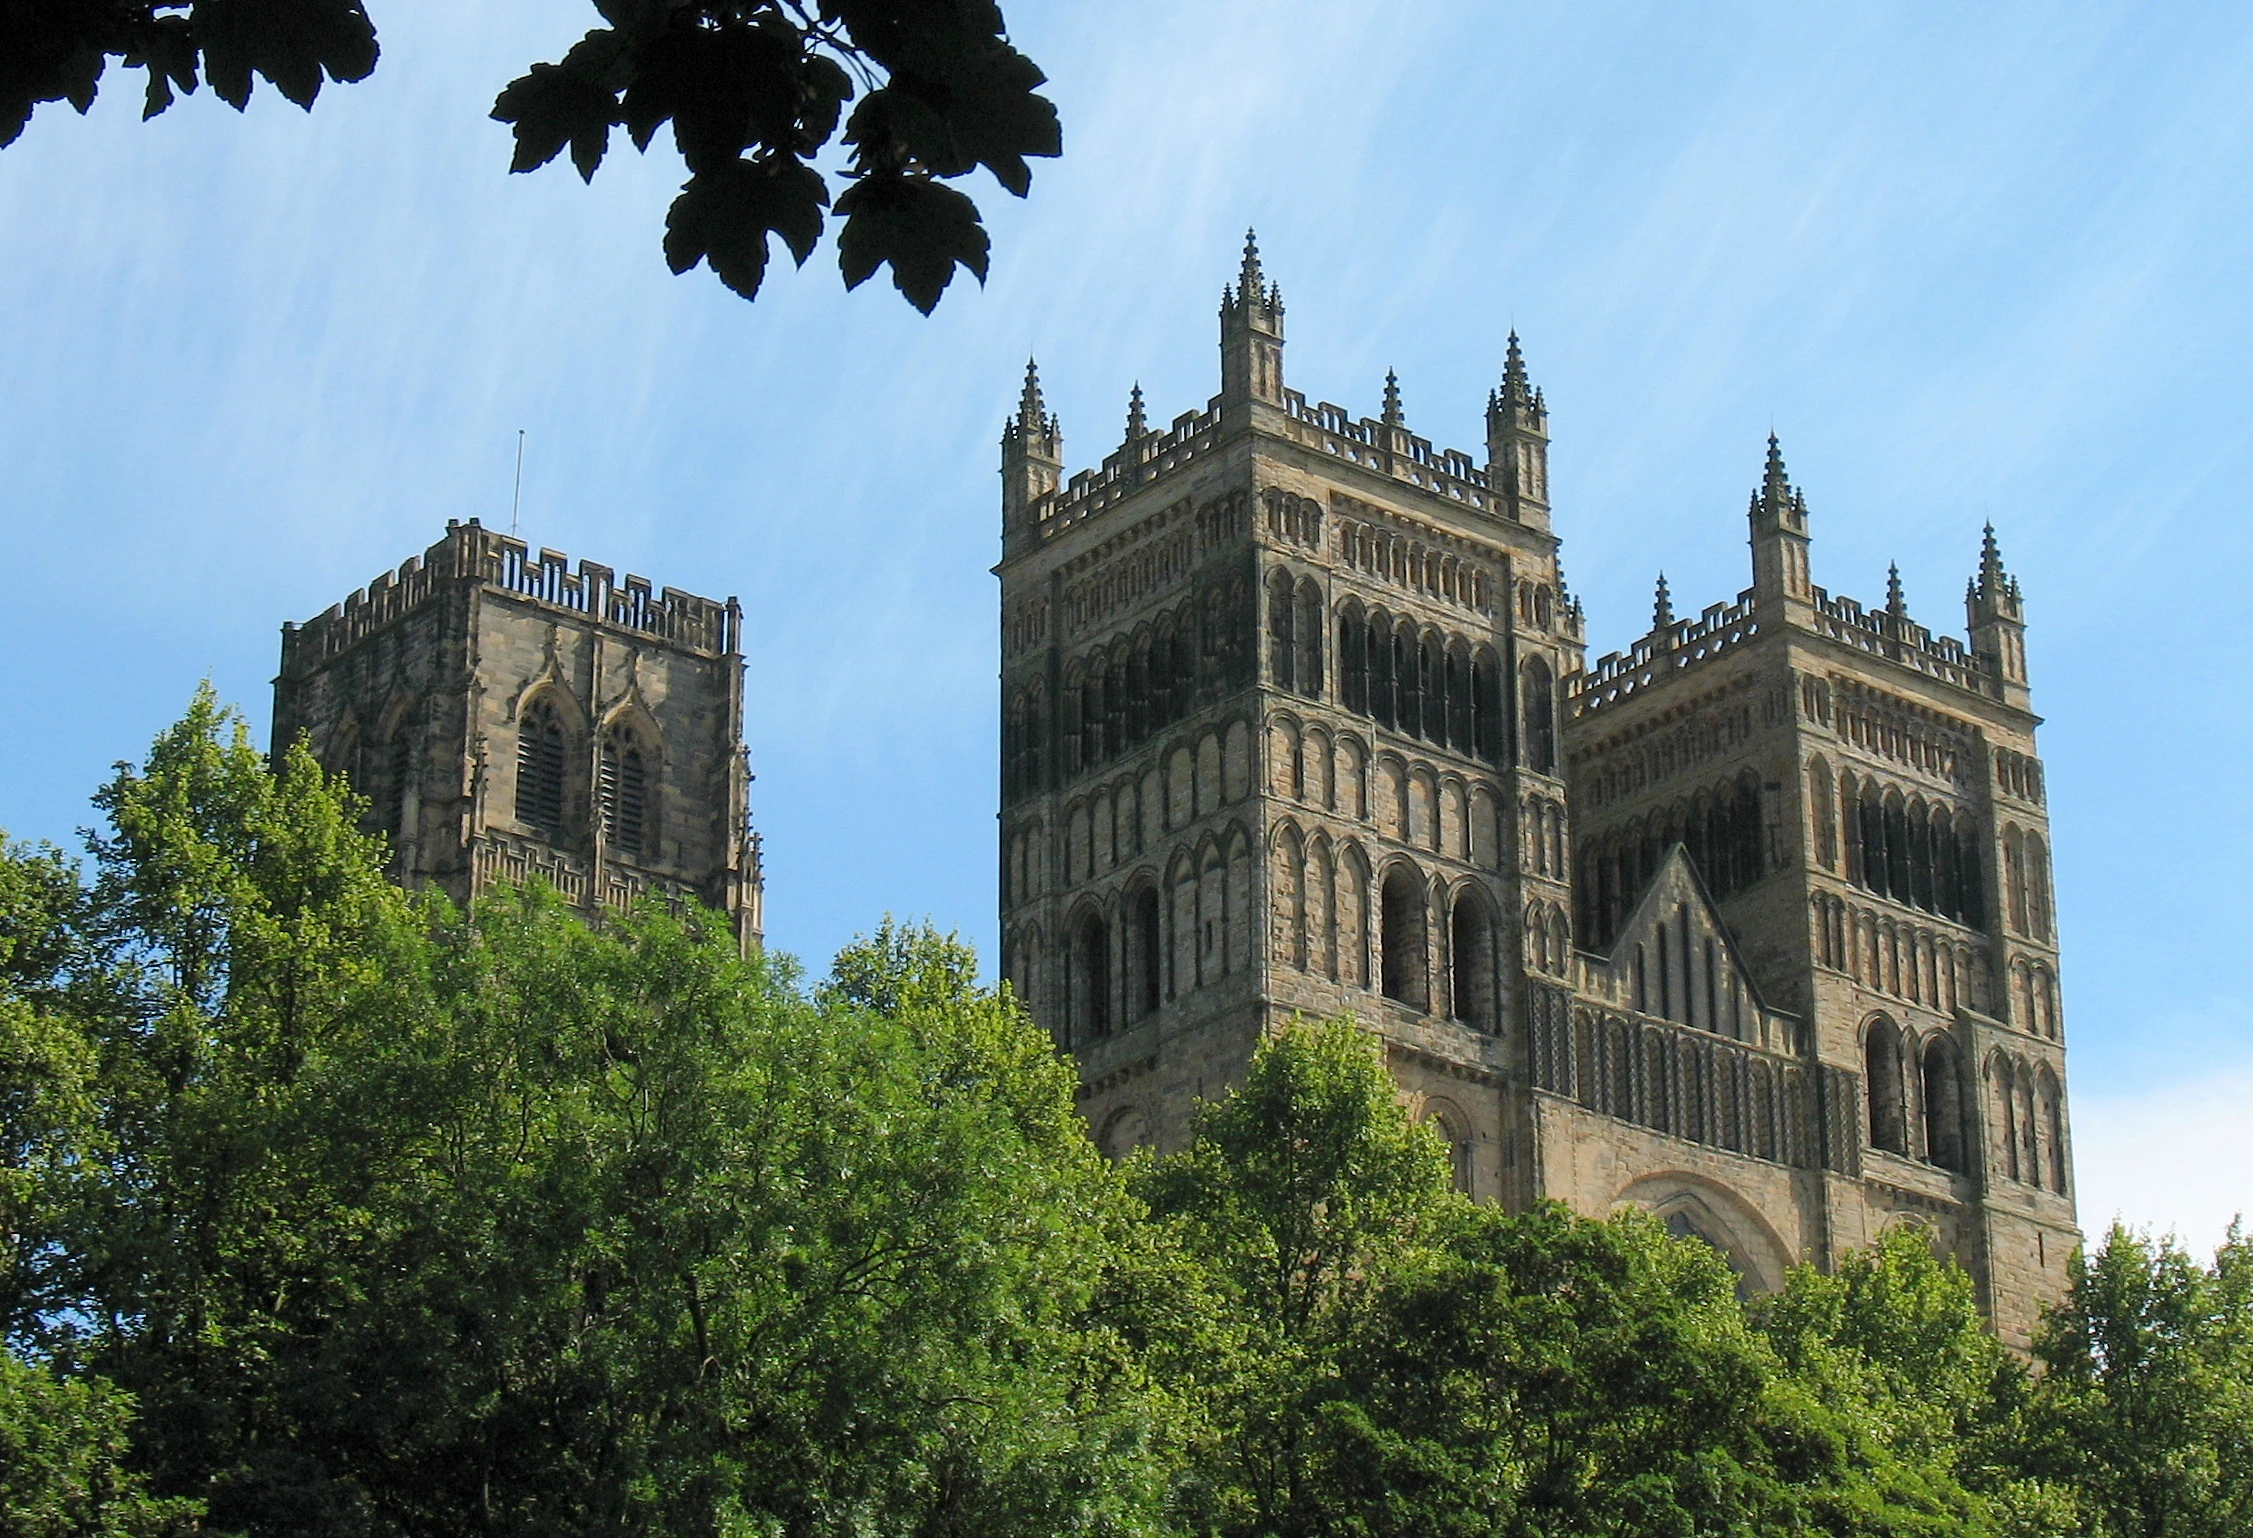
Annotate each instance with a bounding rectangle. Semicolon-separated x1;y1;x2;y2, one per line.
384;722;414;844
601;724;651;862
516;698;569;843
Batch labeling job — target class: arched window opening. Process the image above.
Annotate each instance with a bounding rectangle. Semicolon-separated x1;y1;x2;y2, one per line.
1450;887;1497;1032
1419;631;1444;744
1071;910;1111;1044
1425;1104;1473;1194
1082;664;1107;768
1380;865;1428;1009
1865;1017;1908;1155
1922;1034;1966;1172
2041;1070;2067;1192
515;697;569;843
1126;640;1151;747
1521;656;1556;774
2027;833;2053;943
1883;792;1911;901
1395;621;1423;740
1339;606;1369;714
1446;642;1472;753
2003;826;2027;935
1732;771;1764;893
1809;757;1837;870
600;724;651;861
1267;571;1297;691
1295;578;1323;698
1472;648;1504;763
1370;611;1398;730
384;723;414;844
1908;802;1937;913
1128;886;1163;1019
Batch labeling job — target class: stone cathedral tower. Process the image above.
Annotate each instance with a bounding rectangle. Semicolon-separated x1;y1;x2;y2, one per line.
272;520;763;947
997;237;2076;1346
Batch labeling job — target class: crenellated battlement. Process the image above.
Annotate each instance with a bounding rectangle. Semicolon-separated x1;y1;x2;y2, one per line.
282;519;740;674
1573;595;1763;716
1808;586;1993;695
1572;576;2005;723
1025;383;1517;547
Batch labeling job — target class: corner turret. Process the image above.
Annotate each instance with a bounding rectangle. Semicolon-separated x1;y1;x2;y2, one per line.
1219;230;1285;409
1966;523;2031;707
1001;358;1063;553
1747;434;1813;614
1485;332;1551;528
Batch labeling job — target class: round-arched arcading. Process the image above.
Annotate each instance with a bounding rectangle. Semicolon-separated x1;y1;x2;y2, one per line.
1864;1014;1909;1155
1067;902;1111;1046
1420;1095;1474;1194
1448;881;1498;1033
1613;1172;1792;1297
1098;1104;1151;1162
1920;1030;1967;1172
1379;859;1429;1010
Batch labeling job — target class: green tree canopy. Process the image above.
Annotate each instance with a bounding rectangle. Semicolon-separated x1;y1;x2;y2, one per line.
2016;1223;2253;1537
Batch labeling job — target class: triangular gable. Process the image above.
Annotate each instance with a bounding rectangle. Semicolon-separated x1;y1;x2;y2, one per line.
1583;844;1786;1047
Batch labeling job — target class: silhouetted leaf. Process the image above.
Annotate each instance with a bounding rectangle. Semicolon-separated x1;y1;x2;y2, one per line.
835;170;987;313
664;155;829;300
127;16;201;120
493;37;621;181
192;0;377;111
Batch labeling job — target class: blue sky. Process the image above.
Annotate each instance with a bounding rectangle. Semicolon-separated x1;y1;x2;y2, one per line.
4;2;2249;1249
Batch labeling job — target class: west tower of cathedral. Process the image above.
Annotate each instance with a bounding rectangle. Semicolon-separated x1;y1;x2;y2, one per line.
273;519;763;947
997;236;2075;1345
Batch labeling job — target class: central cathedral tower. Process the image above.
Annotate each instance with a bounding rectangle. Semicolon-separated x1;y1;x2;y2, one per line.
998;235;1577;1204
995;237;2075;1347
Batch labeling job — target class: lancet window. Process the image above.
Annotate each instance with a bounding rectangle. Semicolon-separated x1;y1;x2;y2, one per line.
515;697;570;843
600;724;652;862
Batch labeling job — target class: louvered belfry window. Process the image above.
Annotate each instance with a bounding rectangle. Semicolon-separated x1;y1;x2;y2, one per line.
516;699;568;841
600;727;648;861
385;726;414;841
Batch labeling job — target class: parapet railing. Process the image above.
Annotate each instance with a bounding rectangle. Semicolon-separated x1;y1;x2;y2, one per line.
1035;388;1517;536
284;519;740;671
1810;590;1994;695
1045;403;1225;532
1571;597;1761;717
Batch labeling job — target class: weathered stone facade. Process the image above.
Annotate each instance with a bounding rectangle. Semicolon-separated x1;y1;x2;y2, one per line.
998;237;2076;1345
272;519;763;947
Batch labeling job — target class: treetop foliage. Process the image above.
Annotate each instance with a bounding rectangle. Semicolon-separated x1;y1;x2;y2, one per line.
3;692;2251;1537
1;1;1060;313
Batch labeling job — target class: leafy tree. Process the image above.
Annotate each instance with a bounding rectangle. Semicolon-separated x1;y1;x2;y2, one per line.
12;690;1165;1535
1127;1016;1458;1537
2017;1223;2253;1537
0;1352;196;1538
1;1;1058;313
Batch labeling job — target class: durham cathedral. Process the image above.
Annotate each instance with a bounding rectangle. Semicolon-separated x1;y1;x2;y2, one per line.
272;237;2076;1347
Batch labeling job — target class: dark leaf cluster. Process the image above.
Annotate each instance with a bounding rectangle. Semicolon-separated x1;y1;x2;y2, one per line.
4;2;1055;313
0;0;376;148
492;1;1060;311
